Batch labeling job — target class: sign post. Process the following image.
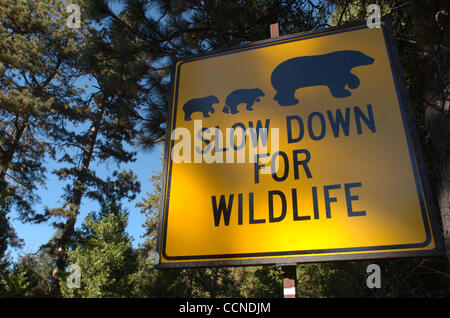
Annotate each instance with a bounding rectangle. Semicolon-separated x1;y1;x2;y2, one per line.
270;22;280;38
155;17;443;271
281;265;297;298
270;22;298;298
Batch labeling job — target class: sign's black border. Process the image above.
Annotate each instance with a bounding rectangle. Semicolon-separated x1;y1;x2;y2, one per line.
155;17;444;269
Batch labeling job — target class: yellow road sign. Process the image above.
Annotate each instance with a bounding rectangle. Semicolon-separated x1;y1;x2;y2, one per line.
156;19;442;268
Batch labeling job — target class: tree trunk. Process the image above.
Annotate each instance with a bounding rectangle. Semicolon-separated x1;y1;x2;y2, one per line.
52;101;107;294
0;115;29;187
422;31;450;263
424;94;450;264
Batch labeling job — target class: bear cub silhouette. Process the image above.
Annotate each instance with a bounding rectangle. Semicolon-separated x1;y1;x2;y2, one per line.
183;95;219;121
222;88;265;114
271;50;375;106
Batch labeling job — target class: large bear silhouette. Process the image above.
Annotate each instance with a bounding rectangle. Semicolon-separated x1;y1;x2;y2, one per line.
222;88;265;114
182;95;219;121
271;50;375;106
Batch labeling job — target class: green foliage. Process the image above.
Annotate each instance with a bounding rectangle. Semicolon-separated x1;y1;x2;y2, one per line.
131;261;244;298
295;258;450;297
0;0;84;222
0;194;21;260
0;0;85;264
130;252;190;297
3;250;54;297
61;200;137;297
36;1;147;292
240;266;283;298
0;253;11;296
181;268;242;298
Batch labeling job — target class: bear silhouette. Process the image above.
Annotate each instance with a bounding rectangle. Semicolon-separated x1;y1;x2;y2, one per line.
271;50;375;106
222;88;265;114
182;95;219;121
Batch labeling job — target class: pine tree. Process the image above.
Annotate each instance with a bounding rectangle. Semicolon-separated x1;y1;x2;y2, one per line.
0;0;84;218
40;3;149;293
0;0;86;264
4;248;54;297
60;200;137;297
